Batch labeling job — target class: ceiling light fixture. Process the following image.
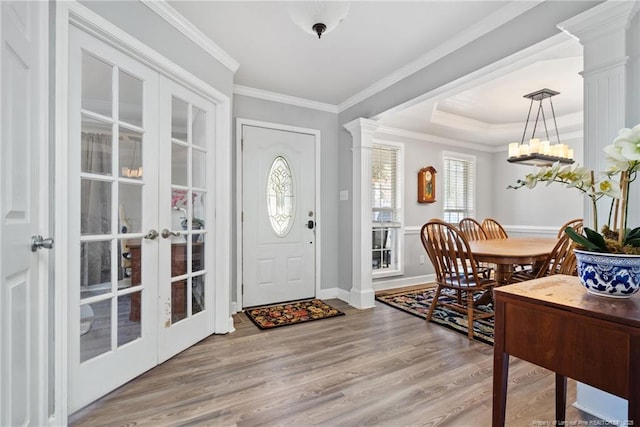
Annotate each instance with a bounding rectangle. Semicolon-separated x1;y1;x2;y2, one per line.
288;1;350;39
507;88;574;166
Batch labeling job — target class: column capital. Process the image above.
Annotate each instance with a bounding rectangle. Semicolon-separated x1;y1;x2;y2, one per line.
343;118;381;146
559;1;639;66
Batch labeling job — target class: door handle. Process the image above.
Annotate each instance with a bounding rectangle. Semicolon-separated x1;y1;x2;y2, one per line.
161;229;180;239
143;229;159;240
307;220;315;229
31;235;54;252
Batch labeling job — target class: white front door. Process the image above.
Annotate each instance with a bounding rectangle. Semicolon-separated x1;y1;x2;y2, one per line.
0;1;49;425
242;125;316;307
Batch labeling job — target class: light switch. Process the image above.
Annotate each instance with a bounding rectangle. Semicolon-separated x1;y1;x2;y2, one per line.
339;190;349;201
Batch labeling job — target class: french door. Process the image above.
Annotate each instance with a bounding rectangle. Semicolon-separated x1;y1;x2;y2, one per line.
68;26;215;413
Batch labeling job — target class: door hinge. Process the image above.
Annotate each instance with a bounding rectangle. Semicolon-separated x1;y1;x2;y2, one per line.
241;138;244;151
241;211;244;222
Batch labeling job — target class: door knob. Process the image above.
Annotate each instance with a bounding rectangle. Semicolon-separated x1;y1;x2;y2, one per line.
143;229;159;240
31;235;54;252
161;228;180;239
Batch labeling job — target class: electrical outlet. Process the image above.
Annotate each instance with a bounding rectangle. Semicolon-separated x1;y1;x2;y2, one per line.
419;255;425;264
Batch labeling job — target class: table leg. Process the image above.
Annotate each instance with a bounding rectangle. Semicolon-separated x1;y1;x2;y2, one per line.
555;373;567;424
494;264;514;286
629;335;640;424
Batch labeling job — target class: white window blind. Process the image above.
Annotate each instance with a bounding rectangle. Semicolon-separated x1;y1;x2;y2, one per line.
443;153;475;223
371;145;400;226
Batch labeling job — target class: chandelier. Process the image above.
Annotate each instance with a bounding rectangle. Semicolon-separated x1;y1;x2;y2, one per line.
507;88;574;166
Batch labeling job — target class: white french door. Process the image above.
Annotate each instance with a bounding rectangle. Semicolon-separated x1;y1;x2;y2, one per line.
242;125;316;307
68;27;215;413
157;77;215;362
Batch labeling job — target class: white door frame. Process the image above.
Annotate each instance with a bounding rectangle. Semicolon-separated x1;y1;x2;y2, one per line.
55;2;233;421
235;118;322;311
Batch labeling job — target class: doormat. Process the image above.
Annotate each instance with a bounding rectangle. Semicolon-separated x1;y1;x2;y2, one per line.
245;299;345;330
376;287;494;345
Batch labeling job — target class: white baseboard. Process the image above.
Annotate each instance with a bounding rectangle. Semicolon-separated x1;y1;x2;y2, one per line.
318;287;351;304
373;274;435;292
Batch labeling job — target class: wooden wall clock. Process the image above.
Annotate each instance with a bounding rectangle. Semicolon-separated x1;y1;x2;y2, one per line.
418;166;436;203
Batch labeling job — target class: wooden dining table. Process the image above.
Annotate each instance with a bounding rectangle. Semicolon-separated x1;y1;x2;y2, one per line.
468;237;558;286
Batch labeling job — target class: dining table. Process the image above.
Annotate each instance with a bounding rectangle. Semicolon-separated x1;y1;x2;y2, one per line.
468;237;559;286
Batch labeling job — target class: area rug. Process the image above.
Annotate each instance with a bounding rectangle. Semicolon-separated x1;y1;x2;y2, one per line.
376;287;494;345
245;299;345;330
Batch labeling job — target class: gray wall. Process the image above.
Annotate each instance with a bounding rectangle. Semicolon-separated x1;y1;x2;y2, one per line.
373;134;495;282
492;136;584;229
338;1;600;291
233;95;340;302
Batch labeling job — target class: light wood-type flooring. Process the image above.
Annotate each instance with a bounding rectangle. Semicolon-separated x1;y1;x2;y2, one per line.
69;291;599;426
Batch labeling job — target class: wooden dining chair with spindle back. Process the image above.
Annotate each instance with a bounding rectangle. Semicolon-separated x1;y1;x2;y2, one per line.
420;219;497;340
510;232;578;282
558;218;583;238
481;218;509;239
459;218;488;241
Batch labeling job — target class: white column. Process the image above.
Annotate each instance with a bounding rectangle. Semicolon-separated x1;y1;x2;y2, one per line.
558;1;640;422
344;118;380;309
559;0;640;231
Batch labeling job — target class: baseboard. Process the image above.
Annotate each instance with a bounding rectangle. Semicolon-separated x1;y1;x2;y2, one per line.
318;287;351;304
373;274;435;292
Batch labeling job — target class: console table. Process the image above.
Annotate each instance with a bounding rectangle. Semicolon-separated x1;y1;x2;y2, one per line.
492;274;640;426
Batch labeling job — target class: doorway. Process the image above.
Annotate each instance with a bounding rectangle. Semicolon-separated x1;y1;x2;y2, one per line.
239;121;320;308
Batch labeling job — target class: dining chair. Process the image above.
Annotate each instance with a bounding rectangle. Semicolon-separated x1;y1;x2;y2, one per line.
459;218;488;241
420;219;497;340
510;232;577;282
481;218;508;239
458;217;493;278
558;218;583;238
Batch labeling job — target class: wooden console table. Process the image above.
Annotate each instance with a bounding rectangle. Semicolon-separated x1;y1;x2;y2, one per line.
492;274;640;426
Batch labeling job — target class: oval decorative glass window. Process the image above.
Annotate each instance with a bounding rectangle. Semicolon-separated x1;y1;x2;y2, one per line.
267;156;295;237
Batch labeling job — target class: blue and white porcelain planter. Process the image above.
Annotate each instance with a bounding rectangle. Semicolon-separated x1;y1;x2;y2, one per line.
574;249;640;298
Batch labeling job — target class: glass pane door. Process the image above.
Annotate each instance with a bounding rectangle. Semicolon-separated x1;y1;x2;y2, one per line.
158;77;215;361
68;27;159;413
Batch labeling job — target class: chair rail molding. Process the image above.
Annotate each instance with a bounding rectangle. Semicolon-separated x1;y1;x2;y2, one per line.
344;118;380;309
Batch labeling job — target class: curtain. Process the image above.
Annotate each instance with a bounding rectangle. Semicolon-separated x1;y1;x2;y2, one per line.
80;132;113;289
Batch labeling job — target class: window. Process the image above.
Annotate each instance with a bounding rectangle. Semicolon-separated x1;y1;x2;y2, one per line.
443;152;476;223
371;143;403;276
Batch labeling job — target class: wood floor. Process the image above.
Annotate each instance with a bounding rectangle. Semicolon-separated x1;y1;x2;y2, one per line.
69;294;598;426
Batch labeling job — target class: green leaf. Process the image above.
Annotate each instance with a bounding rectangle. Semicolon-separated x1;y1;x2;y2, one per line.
565;227;605;252
584;227;607;249
624;238;640;247
625;227;640;241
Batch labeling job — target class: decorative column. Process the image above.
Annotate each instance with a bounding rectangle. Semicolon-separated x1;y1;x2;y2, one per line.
558;1;640;421
344;118;380;309
558;0;640;230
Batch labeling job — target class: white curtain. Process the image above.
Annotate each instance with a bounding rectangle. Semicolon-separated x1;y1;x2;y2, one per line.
80;132;113;288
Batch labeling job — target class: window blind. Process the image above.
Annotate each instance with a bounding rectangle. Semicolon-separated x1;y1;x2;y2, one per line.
371;145;400;226
443;154;475;223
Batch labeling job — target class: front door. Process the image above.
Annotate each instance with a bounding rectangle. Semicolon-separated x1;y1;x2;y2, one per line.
242;125;316;307
0;1;49;424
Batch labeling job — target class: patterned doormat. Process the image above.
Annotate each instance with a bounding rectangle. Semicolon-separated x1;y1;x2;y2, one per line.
376;287;494;345
245;299;345;330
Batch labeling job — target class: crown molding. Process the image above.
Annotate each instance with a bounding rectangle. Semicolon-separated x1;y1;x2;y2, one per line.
141;0;239;73
375;125;496;153
337;0;544;113
233;85;339;114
